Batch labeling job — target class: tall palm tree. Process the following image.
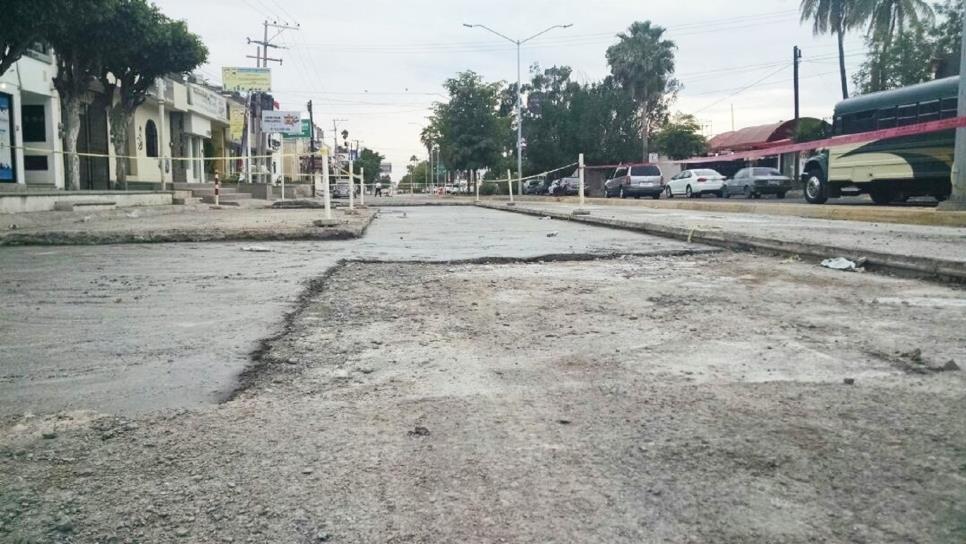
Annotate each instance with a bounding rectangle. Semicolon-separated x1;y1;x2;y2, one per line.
862;0;935;43
606;21;677;162
800;0;864;99
855;0;935;91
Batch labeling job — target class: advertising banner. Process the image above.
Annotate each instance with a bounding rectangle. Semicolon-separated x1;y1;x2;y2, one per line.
222;67;272;93
0;93;15;182
282;119;312;139
380;162;392;174
228;102;246;143
261;111;302;135
188;84;228;121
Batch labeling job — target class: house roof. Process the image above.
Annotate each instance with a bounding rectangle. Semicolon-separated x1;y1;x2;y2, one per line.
707;118;821;153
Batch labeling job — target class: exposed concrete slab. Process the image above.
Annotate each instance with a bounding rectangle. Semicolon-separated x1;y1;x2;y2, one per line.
0;206;703;416
0;207;374;246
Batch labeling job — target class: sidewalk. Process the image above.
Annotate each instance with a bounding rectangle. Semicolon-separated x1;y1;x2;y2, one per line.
479;201;966;281
508;195;966;227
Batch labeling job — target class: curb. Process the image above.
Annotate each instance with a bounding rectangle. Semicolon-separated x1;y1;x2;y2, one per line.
495;196;966;228
477;203;966;283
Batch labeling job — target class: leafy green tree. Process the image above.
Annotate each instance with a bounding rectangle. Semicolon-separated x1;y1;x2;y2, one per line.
800;0;867;99
855;0;935;89
606;21;679;161
794;118;832;142
653;114;708;160
0;0;66;76
852;1;961;93
929;0;963;77
96;0;207;189
399;159;430;191
47;0;119;191
853;27;934;93
426;71;510;190
523;66;644;171
354;148;385;184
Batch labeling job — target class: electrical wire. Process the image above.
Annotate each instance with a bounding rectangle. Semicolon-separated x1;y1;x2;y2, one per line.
690;64;791;115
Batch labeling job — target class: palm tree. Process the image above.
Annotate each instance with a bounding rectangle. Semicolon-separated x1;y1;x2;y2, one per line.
854;0;935;91
862;0;934;42
606;21;677;162
800;0;865;99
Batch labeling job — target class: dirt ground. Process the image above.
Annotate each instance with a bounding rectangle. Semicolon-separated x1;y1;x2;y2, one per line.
2;252;965;543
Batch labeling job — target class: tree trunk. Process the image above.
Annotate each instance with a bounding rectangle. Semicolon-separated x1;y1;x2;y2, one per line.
837;30;849;100
641;116;650;162
109;105;129;191
63;98;83;191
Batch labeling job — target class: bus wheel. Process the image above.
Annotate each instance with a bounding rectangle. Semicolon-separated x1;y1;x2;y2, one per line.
804;170;828;204
869;186;897;205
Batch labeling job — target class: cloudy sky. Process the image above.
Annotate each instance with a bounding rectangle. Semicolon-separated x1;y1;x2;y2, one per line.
154;0;868;177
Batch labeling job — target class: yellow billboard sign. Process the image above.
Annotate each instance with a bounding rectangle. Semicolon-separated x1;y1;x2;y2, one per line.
228;102;246;142
222;67;272;93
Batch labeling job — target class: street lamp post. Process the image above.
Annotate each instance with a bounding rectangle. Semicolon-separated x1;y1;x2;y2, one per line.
463;23;573;188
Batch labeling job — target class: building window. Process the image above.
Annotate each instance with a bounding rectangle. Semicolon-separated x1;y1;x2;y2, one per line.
22;105;46;142
24;156;48;171
145;120;159;158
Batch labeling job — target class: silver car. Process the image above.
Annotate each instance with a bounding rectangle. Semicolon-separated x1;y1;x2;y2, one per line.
603;164;664;199
724;167;795;199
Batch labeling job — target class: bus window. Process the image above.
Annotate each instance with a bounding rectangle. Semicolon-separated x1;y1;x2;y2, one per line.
918;100;940;123
940;97;958;119
897;104;918;126
850;110;876;133
833;116;844;135
877;106;897;129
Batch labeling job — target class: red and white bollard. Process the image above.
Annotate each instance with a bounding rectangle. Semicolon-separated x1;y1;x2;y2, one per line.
214;173;221;207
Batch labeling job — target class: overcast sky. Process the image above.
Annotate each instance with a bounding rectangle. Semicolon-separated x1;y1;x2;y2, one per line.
154;0;868;178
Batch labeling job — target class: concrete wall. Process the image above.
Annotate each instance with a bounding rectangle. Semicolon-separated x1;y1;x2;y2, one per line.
0;191;173;214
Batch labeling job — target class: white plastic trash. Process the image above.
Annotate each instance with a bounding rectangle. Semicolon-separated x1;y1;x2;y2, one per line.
821;257;857;271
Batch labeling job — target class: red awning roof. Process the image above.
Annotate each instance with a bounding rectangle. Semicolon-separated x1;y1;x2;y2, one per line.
707;119;820;153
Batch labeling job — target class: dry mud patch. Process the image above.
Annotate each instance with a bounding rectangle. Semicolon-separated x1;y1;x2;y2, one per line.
2;253;966;543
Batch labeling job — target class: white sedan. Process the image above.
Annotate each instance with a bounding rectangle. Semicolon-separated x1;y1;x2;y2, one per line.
665;169;728;198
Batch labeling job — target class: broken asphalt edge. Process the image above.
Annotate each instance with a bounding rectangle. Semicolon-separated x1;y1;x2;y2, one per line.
476;202;966;284
224;247;725;403
0;211;378;246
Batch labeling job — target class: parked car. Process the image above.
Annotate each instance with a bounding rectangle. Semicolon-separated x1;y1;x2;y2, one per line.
332;181;351;198
603;164;664;199
724;167;795;199
546;173;582;196
665;169;728;198
524;179;545;195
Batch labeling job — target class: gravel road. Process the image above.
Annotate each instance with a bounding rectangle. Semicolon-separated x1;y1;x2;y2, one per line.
3;251;964;543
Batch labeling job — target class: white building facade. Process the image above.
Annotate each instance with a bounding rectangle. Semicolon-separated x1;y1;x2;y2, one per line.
0;45;65;190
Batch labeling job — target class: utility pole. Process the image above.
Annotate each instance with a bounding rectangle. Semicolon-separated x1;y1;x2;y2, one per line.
940;9;966;210
246;21;298;184
793;46;803;180
463;23;573;190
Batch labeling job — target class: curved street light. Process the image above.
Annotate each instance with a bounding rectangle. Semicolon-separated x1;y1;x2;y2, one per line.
463;23;573;192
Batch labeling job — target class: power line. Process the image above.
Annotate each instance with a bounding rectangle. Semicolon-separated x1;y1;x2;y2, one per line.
690;64;791;115
292;10;802;53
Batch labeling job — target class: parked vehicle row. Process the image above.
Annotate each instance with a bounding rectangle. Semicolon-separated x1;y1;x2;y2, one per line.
665;167;795;199
523;164;795;200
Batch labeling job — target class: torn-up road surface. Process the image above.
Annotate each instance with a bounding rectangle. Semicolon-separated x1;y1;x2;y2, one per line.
3;251;965;543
